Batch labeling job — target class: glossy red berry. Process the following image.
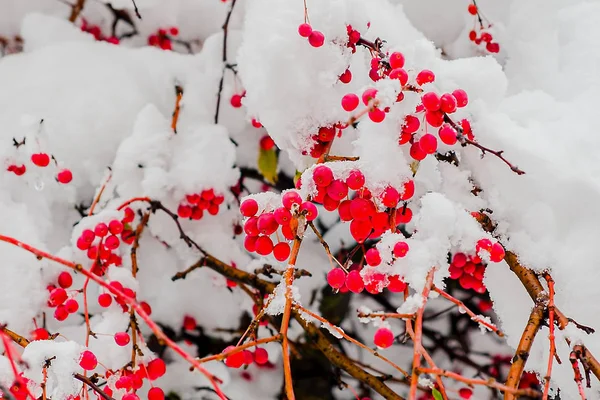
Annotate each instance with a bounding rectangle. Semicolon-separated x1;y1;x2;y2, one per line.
109;220;123;235
98;293;112;307
313;166;333;187
255;236;274;256
282;191;302;209
459;387;473;399
298;23;312;38
350;219;372;243
327;268;346;289
65;299;79;313
365;248;381;266
422;92;441;111
368;108;385;123
147;359;166;380
490;243;505;262
31;328;50;341
318;126;336;142
54;305;68;321
345;270;364;293
467;4;478;15
373;327;394;348
274;207;292;225
393;241;409;258
308;31;325;47
273;242;291;261
486;42;500;53
300;201;318;221
381;187;400;208
56;169;73;184
389;68;408;86
240;199;259;217
224;346;245;368
49;288;68;306
439;124;458;145
452;89;468;107
416;70;435;86
338;200;353;221
341;94;359;112
260;135;275;150
362;88;378;105
419;134;438;154
387;275;407;292
339;69;352;84
230;94;243;108
79;350;98;370
409;142;427;161
57;271;73;289
114;332;131;346
31;153;50;167
345;170;365;190
389;52;405;69
402;115;420;135
440;93;458;113
254;348;269;365
350;198;375;220
177;205;192;218
326;180;348;201
148;387;165;400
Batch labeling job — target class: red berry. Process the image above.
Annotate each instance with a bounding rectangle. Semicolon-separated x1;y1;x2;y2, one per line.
459;388;473;399
345;170;365;190
230;94;243;108
254;348;269;365
490;243;505;262
416;69;435;86
183;315;197;330
440;93;458;114
147;359;166;380
452;89;468;107
345;270;364;293
31;153;50;167
169;27;179;36
313;165;333;187
300;201;318;221
467;4;477;15
298;23;312;38
339;69;352;84
245;218;259;237
393;241;409;257
350;219;372;243
318;126;336;142
54;305;68;321
362;88;378;105
260;135;275;150
57;169;73;184
148;387;165;400
426;110;444;128
114;332;130;346
452;252;467;268
257;213;278;235
389;68;408;86
57;271;73;289
387;275;407;292
326;180;348;201
140;301;152;315
389;52;405;69
365;248;381;266
469;30;477;41
273;242;291;261
177;204;192;219
79;350;98;370
244;235;258;252
481;32;493;43
31;328;49;341
282;191;302;209
338;200;353;221
327;268;346;289
49;288;68;306
368;108;385;123
109;220;123;235
395;207;413;224
373;328;394;348
381;187;400;208
274;207;292;225
399;180;414;201
105;235;120;250
65;299;79;313
81;229;95;243
419;134;438;154
409;142;427;161
240;199;259;217
439;124;458;145
422;92;441;111
323;194;340;211
98;293;112;307
350;198;375;220
486;42;500;53
476;238;493;253
308;31;325;47
341;94;359;112
223;346;245;368
255;236;274;256
402;115;420;135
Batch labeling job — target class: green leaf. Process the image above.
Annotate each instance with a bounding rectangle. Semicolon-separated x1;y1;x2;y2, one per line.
258;148;278;184
432;388;443;400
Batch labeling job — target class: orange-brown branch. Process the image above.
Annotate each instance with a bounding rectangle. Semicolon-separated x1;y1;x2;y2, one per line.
171;85;183;133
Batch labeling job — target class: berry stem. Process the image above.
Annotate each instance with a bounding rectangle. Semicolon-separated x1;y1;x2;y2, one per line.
432;286;504;336
542;273;558;400
197;335;280;364
171;85;184;134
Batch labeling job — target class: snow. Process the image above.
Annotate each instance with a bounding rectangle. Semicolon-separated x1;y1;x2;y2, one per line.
0;0;599;398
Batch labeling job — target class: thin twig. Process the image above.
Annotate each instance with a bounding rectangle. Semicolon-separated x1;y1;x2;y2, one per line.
214;0;238;124
131;0;141;19
542;273;559;399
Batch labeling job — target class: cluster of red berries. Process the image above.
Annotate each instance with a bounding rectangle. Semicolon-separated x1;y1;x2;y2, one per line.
222;346;270;368
176;189;225;220
327;240;409;295
467;3;500;53
230;90;246;108
297;23;325;48
3;376;31;400
46;271;79;321
6;151;73;183
302;125;341;159
75;210;136;277
448;240;504;293
80;18;119;44
345;24;362;53
310;165;414;243
239;193;315;261
100;359;167;400
148;27;179;51
97;280;152;317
